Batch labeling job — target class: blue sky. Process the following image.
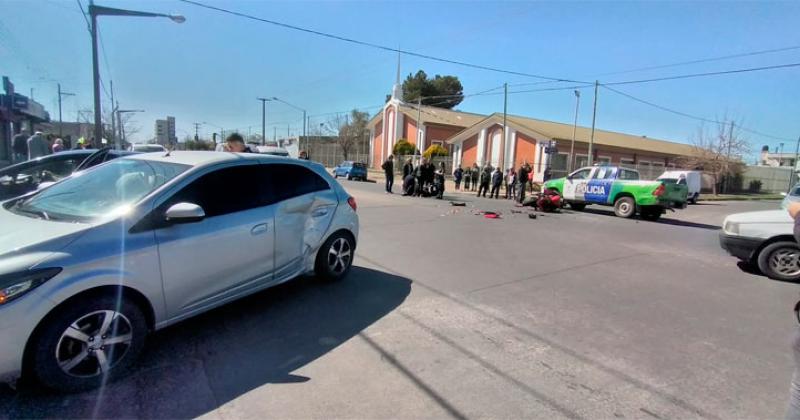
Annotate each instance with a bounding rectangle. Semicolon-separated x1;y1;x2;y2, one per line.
2;0;799;155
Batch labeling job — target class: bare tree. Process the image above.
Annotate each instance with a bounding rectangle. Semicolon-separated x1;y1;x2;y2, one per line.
324;110;369;160
678;119;750;195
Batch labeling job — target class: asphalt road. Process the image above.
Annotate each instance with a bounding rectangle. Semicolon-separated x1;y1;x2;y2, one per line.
1;180;796;419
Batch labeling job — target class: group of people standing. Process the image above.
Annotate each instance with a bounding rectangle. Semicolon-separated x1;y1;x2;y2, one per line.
11;130;94;163
453;162;533;203
382;155;446;199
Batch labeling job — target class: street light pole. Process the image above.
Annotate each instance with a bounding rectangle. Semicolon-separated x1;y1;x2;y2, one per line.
88;3;185;149
588;80;599;166
257;97;270;145
270;97;307;151
568;90;580;173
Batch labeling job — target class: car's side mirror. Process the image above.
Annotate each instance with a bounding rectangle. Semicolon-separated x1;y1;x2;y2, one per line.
165;202;205;224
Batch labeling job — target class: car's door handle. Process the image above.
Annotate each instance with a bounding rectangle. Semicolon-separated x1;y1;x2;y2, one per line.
312;207;330;218
251;223;269;235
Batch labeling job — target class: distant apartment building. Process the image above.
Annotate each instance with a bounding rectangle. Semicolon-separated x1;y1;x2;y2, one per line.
154;116;177;145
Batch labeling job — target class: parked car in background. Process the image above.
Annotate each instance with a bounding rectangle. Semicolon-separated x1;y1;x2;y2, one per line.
720;208;799;282
658;170;702;204
782;184;800;209
333;161;368;181
0;151;358;392
0;149;137;200
128;144;166;153
544;165;688;221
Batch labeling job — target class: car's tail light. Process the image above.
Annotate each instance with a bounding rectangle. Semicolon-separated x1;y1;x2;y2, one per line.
347;196;357;212
653;184;665;197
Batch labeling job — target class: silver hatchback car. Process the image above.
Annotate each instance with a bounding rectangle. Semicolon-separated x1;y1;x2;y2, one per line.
0;152;358;392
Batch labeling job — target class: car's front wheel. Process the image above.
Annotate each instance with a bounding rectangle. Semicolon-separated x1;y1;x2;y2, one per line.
29;294;148;392
757;241;800;282
315;232;355;282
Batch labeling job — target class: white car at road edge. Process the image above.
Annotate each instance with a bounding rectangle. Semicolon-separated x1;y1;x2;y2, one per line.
720;208;799;282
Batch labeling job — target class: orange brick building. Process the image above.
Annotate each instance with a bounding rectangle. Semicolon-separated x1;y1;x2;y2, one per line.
368;84;698;182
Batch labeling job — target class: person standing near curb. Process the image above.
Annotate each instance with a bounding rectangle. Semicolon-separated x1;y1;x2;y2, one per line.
471;163;479;192
382;154;395;194
490;166;503;199
517;163;529;203
478;165;491;197
454;165;463;191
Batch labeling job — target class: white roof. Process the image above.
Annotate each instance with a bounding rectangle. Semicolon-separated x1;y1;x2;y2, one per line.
126;151;279;167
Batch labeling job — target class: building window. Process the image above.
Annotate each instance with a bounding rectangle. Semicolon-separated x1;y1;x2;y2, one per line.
575;154;589;168
550;153;568;172
598;156;612;164
620;158;635;168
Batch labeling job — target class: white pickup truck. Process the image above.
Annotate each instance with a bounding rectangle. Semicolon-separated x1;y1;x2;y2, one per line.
720;194;799;281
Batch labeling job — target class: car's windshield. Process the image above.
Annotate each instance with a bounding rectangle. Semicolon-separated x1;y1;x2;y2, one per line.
10;159;189;222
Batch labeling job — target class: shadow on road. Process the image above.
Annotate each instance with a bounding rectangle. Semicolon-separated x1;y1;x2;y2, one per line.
0;267;410;419
565;207;720;230
736;260;800;285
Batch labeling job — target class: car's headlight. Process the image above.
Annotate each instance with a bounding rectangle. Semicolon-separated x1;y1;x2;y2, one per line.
0;268;61;305
724;221;740;235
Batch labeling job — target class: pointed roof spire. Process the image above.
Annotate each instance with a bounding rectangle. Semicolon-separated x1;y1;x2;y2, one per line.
391;49;403;102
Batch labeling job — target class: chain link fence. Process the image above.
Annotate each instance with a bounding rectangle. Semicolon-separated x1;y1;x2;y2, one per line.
307;142;370;169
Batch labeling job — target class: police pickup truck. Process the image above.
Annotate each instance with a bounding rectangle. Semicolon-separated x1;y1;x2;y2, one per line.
544;165;688;221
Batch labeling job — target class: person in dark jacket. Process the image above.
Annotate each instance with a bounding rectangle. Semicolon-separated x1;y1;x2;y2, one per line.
463;166;472;191
517;164;529;203
543;166;553;182
434;163;446;199
414;158;434;196
470;163;480;191
489;167;503;199
453;165;463;191
477;165;492;197
381;154;395;194
402;158;414;179
12;130;28;163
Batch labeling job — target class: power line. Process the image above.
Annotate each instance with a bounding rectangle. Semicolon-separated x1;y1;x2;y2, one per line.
75;0;91;32
596;44;800;77
601;84;794;142
603;62;800;86
178;0;583;83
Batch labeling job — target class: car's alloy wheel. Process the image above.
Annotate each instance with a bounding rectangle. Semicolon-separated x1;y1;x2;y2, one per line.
327;237;352;275
30;295;147;392
56;310;133;378
315;232;355;281
758;241;800;282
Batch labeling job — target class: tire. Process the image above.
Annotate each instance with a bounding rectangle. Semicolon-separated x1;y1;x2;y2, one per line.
613;196;636;218
29;294;148;392
315;231;355;282
333;173;338;179
757;241;800;282
688;193;698;204
346;174;352;180
640;206;662;221
569;202;586;211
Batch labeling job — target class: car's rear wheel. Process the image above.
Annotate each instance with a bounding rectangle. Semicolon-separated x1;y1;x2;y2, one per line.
569;202;586;211
29;295;148;392
613;196;636;218
315;232;355;282
688;193;698;204
757;241;800;282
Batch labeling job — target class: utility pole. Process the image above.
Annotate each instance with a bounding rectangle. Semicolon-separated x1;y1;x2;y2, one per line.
273;126;277;144
257;97;270;145
193;122;201;141
57;83;75;140
588;80;599;166
501;82;507;170
724;121;734;193
109;80;116;148
790;135;800;193
568;90;580;172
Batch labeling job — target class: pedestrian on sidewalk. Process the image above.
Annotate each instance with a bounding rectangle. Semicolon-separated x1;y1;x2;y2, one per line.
12;129;28;163
52;138;64;153
517;163;529;203
382;154;395;194
490;166;503;199
470;163;479;192
463;166;472;191
27;131;49;160
453;165;463;191
477;165;491;197
506;168;517;199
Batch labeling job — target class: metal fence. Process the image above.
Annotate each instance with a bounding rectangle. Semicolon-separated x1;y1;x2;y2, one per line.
742;165;795;193
307;142;370;169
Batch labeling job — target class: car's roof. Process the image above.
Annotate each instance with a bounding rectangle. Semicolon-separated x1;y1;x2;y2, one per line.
124;150;314;168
